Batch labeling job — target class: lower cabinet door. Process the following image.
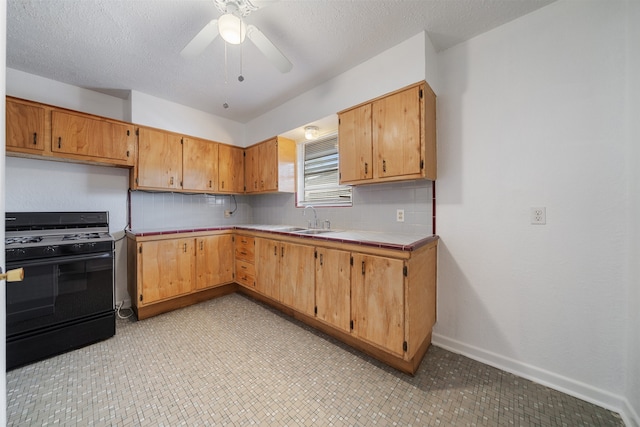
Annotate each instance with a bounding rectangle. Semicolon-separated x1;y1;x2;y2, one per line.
351;253;405;356
139;238;194;305
196;235;234;290
315;248;351;332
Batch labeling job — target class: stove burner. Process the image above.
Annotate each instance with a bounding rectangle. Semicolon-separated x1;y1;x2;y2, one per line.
63;233;101;241
5;236;43;245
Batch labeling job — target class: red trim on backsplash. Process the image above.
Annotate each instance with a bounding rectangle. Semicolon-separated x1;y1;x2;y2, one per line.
432;181;436;234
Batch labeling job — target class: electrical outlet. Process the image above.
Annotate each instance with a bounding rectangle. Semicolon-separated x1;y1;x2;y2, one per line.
530;207;546;225
224;210;232;218
396;209;405;222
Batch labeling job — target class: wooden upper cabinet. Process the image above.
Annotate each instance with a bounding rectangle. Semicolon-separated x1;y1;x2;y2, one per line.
244;136;295;194
135;127;183;190
183;137;218;192
244;144;259;193
218;144;245;194
52;110;135;166
338;81;436;184
6;98;46;153
338;103;372;183
373;85;422;179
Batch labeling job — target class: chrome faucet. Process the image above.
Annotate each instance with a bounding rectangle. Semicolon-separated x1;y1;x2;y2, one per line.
303;205;318;229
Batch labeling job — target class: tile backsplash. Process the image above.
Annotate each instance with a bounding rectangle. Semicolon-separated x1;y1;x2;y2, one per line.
129;180;434;235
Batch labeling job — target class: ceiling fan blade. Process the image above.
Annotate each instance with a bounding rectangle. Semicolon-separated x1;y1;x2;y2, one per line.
246;24;292;73
181;19;219;59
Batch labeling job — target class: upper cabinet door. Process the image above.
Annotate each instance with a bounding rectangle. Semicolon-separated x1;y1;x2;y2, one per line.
6;99;46;152
52;110;135;165
244;144;259;193
182;137;218;192
136;127;183;190
218;144;245;194
338;103;373;184
259;138;279;192
372;85;422;179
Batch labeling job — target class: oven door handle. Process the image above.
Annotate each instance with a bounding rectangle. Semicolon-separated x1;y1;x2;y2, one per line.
6;252;113;268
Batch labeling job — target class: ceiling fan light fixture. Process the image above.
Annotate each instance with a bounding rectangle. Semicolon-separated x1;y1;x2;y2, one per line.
218;13;246;44
304;126;320;140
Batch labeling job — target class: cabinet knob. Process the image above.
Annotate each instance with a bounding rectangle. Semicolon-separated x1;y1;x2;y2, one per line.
209;180;212;188
382;160;386;173
364;162;368;175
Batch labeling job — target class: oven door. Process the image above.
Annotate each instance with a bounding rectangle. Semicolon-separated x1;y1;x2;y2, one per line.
6;251;114;337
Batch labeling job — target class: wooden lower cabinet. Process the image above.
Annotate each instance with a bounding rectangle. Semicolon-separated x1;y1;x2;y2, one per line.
255;238;281;301
235;235;256;288
196;235;234;290
351;253;405;357
315;247;351;333
279;242;315;317
245;233;438;374
127;232;236;319
137;238;195;305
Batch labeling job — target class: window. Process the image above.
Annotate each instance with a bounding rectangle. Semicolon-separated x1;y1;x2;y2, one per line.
297;133;352;207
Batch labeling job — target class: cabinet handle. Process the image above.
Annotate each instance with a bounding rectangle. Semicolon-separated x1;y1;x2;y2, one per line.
170;177;174;186
209;180;212;188
382;160;386;173
183;243;187;253
362;261;365;275
281;246;284;258
221;181;225;189
126;150;130;157
320;254;323;266
58;137;61;149
200;241;204;250
33;133;37;145
254;181;258;189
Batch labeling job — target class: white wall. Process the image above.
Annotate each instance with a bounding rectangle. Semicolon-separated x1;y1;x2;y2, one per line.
129;90;244;146
7;69;128;121
626;0;640;424
245;32;430;144
1;0;8;423
434;1;637;424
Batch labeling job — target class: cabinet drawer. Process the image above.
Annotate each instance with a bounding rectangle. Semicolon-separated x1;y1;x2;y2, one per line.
235;260;255;287
235;236;255;262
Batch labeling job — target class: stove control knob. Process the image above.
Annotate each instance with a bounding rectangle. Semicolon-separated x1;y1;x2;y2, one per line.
72;243;83;250
44;246;57;255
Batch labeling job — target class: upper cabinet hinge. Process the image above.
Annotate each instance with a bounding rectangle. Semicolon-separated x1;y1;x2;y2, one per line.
138;246;142;254
135;129;139;136
127;130;130;136
314;306;317;315
314;250;317;259
403;341;408;352
232;236;235;242
243;151;246;157
403;266;408;277
420;160;424;169
350;256;353;266
140;294;143;302
419;88;423;99
181;138;184;144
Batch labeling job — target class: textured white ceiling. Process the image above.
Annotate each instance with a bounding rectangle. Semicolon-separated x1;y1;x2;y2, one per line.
7;0;556;123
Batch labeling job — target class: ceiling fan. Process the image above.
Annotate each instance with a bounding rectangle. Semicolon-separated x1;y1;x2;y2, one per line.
181;0;293;73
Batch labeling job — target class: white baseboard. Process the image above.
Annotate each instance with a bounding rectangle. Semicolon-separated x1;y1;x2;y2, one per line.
432;333;639;427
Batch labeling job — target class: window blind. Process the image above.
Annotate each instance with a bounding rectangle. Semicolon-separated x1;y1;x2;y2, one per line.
301;134;351;206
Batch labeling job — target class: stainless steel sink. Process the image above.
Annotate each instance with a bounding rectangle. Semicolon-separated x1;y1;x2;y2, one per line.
293;228;335;235
273;226;307;232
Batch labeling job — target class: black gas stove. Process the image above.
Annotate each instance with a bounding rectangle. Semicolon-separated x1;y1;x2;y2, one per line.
5;212;116;370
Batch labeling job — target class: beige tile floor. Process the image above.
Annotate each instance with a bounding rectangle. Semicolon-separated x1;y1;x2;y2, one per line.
7;293;624;426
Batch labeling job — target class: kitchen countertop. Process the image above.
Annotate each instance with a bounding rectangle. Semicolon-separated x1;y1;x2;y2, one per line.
126;224;438;252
